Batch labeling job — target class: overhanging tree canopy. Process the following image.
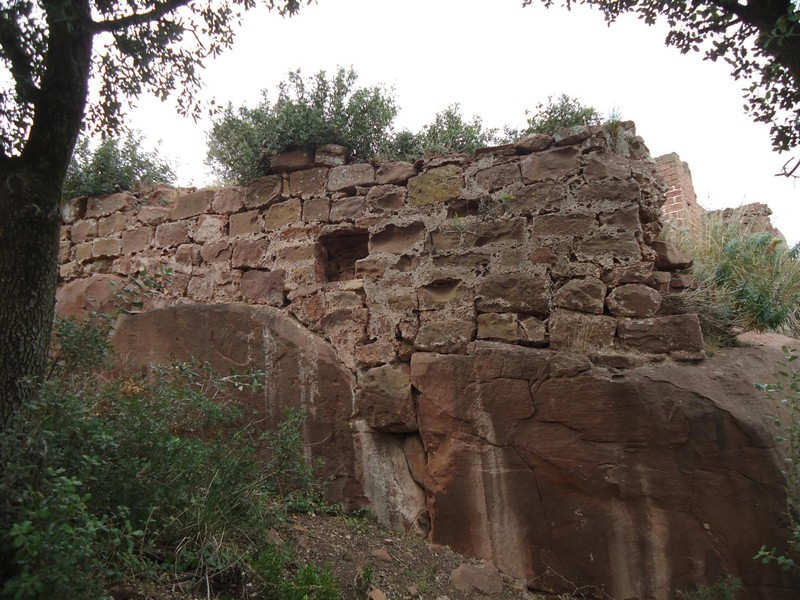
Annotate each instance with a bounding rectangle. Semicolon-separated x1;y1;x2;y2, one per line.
526;0;800;166
0;0;307;429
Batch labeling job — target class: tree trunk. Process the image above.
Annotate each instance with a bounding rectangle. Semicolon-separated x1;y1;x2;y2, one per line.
0;166;62;430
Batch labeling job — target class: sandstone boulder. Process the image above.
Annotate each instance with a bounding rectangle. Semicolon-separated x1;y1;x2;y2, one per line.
411;341;800;599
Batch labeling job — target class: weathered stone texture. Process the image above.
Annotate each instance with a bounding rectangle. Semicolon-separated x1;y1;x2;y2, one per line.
407;165;462;206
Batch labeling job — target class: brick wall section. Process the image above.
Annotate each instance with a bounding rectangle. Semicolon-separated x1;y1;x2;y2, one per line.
655;153;704;232
58;123;705;366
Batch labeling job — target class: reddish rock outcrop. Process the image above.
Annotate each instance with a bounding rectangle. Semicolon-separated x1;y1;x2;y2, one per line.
411;340;799;599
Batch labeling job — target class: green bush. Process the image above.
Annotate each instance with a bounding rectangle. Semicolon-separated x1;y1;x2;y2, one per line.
0;315;324;598
386;104;500;160
666;211;800;343
207;67;397;184
251;545;340;600
524;93;602;135
682;575;743;599
63;131;175;200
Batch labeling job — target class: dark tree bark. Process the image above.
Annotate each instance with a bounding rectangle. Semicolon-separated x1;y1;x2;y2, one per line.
0;0;93;430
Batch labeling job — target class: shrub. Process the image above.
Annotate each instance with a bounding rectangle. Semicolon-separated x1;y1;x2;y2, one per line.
206;67;397;184
524;93;602;135
665;210;800;343
0;315;324;598
63;130;175;200
682;575;743;599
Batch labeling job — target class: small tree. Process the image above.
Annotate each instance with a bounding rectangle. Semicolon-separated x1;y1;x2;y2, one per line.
63;132;175;199
525;93;602;135
207;68;397;184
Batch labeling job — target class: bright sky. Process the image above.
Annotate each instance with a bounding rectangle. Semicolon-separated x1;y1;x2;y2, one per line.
129;0;800;244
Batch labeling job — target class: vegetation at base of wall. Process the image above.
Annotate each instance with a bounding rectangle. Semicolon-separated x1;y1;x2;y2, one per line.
206;67;618;185
665;210;800;344
755;346;800;576
0;314;332;599
62;131;176;200
681;575;743;600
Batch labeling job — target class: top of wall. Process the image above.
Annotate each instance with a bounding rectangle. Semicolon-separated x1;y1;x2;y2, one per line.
57;121;705;371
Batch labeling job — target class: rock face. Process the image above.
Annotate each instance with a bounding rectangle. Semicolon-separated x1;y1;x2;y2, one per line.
411;341;798;599
57;125;800;597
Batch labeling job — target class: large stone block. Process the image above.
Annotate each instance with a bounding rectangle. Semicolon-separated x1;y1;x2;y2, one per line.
553;277;606;314
328;164;375;192
289;167;329;198
211;188;245;214
97;213;129;237
240;269;285;306
121;227;154;255
229;210;263;237
575;230;641;265
265;199;302;231
415;319;474;354
617;314;703;353
193;214;227;244
245;175;283;209
407;165;463;206
155;220;191;248
92;237;121;259
376;161;416;185
548;308;616;351
474;163;521;192
369;222;426;254
231;239;270;269
171;189;214;220
86;193;135;218
71;219;97;243
532;214;595;237
366;185;406;212
356;364;416;432
520;147;580;183
606;284;662;318
475;273;550;316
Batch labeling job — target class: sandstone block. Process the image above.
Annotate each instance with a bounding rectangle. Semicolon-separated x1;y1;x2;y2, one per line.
355;257;386;279
548;308;616;351
477;312;521;342
602;262;653;286
575;231;641;265
474;163;521;192
407;165;462;206
289;167;329;198
415;319;474;354
450;563;503;595
575;179;641;208
71;219;97;243
269;150;314;172
58;240;71;263
606;284;662;318
265;199;302;231
584;154;632;181
532;214;595;237
240;269;285;306
520;147;580;183
200;241;232;263
97;213;129;237
244;175;282;209
356;364;416;432
328;164;375;192
229;210;263;237
74;242;93;262
617;314;703;353
55;273;124;317
211;188;245;214
514;132;553;153
418;279;468;310
315;144;347;167
366;185;406;211
174;244;201;271
376;161;416;185
92;237;121;259
121;227;154;255
62;197;86;224
231;239;270;269
330;196;365;221
475;273;550;316
171;189;214;220
193;214;227;244
554;277;606;314
369;222;426;254
553;124;592;146
510;181;567;215
520;316;547;345
155;220;190;248
302;196;330;222
137;206;170;226
86;192;135;218
652;240;693;271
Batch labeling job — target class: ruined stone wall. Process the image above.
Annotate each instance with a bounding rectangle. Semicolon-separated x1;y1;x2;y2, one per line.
655;152;705;232
58;122;704;368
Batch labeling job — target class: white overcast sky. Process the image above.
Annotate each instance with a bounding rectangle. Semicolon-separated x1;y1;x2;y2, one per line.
129;0;800;244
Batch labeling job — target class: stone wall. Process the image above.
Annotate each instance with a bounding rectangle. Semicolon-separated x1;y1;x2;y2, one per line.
655;152;704;232
58;122;704;365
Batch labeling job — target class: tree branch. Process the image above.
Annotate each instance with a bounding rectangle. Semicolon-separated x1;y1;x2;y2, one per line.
0;12;39;103
92;0;193;33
